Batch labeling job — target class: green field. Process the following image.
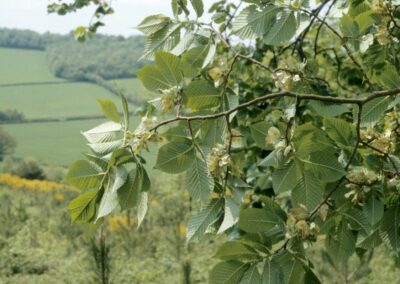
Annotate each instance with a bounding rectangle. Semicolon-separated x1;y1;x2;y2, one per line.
0;82;126;120
109;78;155;101
0;48;64;85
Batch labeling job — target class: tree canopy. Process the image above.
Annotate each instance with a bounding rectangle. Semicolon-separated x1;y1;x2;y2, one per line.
55;0;400;282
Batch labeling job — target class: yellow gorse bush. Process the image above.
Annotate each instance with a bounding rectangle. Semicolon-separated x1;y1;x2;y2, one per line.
0;173;73;193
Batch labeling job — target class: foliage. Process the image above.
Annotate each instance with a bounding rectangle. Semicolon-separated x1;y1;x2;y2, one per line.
3;158;47;180
0;126;16;161
57;0;400;283
0;109;25;123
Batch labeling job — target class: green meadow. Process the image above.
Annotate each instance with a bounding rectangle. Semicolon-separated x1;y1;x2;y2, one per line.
109;78;154;101
0;82;125;120
0;48;64;85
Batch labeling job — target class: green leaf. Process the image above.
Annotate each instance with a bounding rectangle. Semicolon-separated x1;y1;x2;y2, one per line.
361;97;392;127
117;167;143;210
292;170;323;211
239;208;282;234
209;261;249;284
88;140;123;155
239;265;262;284
340;14;359;38
262;259;284;284
233;5;281;39
363;196;384;226
323;117;355;147
341;208;371;234
309;101;349;117
140;22;182;60
218;196;240;234
68;189;100;223
186;156;214;201
302;153;346;182
65;160;105;191
96;99;121;123
190;0;204;17
155;141;195;174
215;241;260;261
137;192;148;227
326;221;356;266
82;122;122;144
137;51;182;92
184;80;220;110
263;10;298;45
278;255;306;284
272;161;300;194
137;14;170;35
250;121;272;149
186;198;223;241
120;94;130;130
379;205;400;251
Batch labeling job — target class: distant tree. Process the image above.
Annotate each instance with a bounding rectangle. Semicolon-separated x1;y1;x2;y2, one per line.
0;127;16;161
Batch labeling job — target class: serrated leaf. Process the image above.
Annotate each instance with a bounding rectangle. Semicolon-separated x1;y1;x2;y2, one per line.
341;208;371;234
361;97;392;127
239;208;282;234
250;121;272;149
233;5;281;39
97;99;121;123
326;221;356;266
137;14;170;35
184;80;220;110
209;261;249;284
137;192;148;227
302;153;345;182
65;160;105;191
215;241;260;261
88;140;123;155
186;156;214;201
218;196;240;234
120;94;130;130
272;161;300;194
262;259;284;284
263;10;298;45
118;168;142;210
239;265;261;284
309;101;349;117
97;188;118;219
292;171;323;211
82;122;122;144
68;189;100;223
379;205;400;251
155;141;195;173
323;117;355;147
186;198;223;241
363;196;384;226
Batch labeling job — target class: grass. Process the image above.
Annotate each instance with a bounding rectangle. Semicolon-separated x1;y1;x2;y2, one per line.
3;117;157;167
0;48;64;85
108;78;155;102
0;82;128;120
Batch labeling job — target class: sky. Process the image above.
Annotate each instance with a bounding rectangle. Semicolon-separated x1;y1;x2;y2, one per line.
0;0;219;36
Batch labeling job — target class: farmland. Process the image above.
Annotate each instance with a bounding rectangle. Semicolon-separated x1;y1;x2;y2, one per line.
0;48;64;85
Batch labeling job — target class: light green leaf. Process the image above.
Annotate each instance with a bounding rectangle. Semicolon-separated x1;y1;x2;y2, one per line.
363;196;384;226
186;198;223;241
292;170;323;211
323;117;355;147
120;94;130;130
209;261;249;284
215;241;260;261
137;192;148;227
186;156;214;201
118;168;142;210
184;80;220;110
302;153;346;182
239;208;282;234
233;5;281;39
309;101;349;117
155;141;195;173
272;161;300;194
218;196;240;234
263;10;298;45
361;97;392;127
240;265;261;284
82;122;122;144
88;140;123;155
65;160;105;191
68;189;100;223
340;14;359;38
97;188;118;219
96;99;121;123
137;14;170;35
190;0;204;17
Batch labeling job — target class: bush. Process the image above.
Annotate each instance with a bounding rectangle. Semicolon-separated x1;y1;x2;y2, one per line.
3;158;46;180
0;127;16;161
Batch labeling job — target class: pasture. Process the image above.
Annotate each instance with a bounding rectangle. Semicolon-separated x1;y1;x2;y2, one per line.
109;78;154;101
0;48;64;85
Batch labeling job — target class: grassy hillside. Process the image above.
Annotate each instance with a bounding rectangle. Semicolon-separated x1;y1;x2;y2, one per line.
109;78;154;102
0;48;64;85
0;82;126;120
